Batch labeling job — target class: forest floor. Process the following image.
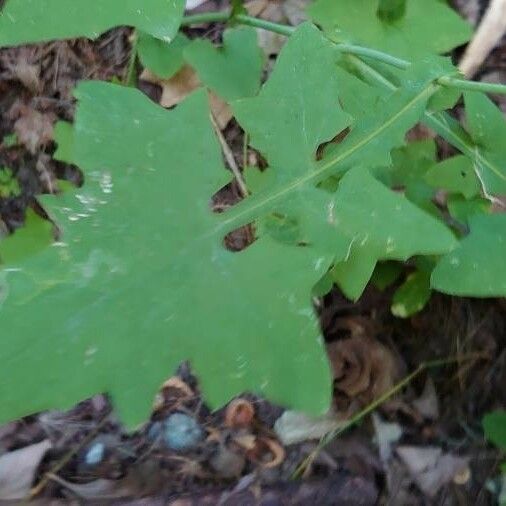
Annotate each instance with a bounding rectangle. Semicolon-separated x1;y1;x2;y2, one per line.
0;0;505;504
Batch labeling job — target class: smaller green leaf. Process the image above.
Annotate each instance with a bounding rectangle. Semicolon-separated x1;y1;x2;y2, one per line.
308;0;471;60
447;195;491;225
1;133;18;148
371;261;403;290
0;0;185;47
137;32;189;79
0;167;20;198
483;410;506;451
378;0;407;23
432;214;506;296
329;168;457;300
53;121;75;164
184;27;263;101
425;155;481;199
391;269;431;317
0;210;53;265
464;92;506;196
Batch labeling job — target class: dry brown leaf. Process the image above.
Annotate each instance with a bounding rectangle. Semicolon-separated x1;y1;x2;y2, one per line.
225;399;255;429
140;66;233;128
412;378;439;421
327;335;399;410
0;439;52;500
10;104;55;154
396;446;470;498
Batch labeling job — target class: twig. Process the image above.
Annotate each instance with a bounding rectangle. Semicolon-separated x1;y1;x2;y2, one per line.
28;413;110;500
459;0;506;78
292;352;488;479
209;113;249;198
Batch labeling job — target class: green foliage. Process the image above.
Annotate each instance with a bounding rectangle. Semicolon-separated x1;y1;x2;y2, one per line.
0;167;21;198
463;92;506;196
184;27;264;100
483;410;506;451
391;269;431;317
0;0;185;46
137;32;189;79
1;0;506;427
308;0;472;59
432;214;506;296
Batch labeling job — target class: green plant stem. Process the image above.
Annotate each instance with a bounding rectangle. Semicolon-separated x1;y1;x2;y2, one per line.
347;54;506;194
235;14;296;36
438;76;506;95
180;11;506;96
334;43;410;69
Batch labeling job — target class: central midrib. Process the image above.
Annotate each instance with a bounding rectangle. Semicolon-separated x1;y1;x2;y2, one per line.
218;83;436;232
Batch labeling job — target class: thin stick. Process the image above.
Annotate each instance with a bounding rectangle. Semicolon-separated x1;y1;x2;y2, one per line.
292;352;487;479
29;413;110;499
209;113;249;197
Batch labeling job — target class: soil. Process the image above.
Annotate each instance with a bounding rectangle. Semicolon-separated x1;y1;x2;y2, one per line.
0;0;504;504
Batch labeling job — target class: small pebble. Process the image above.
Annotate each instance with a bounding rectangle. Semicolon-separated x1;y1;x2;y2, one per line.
163;413;203;452
84;441;105;466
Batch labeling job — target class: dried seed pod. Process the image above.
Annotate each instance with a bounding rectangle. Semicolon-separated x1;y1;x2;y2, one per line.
225;398;255;429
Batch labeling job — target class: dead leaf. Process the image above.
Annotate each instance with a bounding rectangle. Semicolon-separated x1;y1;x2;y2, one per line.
282;0;311;25
372;413;402;464
274;410;347;445
225;399;255;429
185;0;208;10
140;66;233;128
49;475;133;500
327;335;399;412
0;440;52;500
396;446;470;498
412;378;439;420
246;0;287;56
10;104;55;154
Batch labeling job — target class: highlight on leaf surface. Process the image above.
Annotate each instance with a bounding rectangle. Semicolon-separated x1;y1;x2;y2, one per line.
0;0;185;47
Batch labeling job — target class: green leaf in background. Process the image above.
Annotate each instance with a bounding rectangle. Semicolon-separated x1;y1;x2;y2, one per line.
0;210;53;264
330;169;456;300
371;261;403;291
308;0;471;59
184;27;264;101
432;214;506;296
378;0;407;23
447;194;491;226
0;167;21;198
0;0;185;47
463;92;506;196
425;155;481;199
137;32;189;79
483;410;506;450
391;269;431;317
53;121;75;165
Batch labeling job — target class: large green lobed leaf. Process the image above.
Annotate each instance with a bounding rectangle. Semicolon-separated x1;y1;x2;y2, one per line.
0;0;185;46
0;24;460;426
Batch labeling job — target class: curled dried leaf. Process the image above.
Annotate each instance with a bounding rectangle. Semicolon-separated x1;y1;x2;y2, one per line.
246;437;285;468
225;399;255;429
162;377;194;398
327;335;399;411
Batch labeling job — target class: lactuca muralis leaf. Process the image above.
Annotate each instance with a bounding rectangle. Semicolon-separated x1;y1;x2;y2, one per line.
0;0;185;47
431;214;506;296
308;0;471;60
0;83;334;427
184;27;264;101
